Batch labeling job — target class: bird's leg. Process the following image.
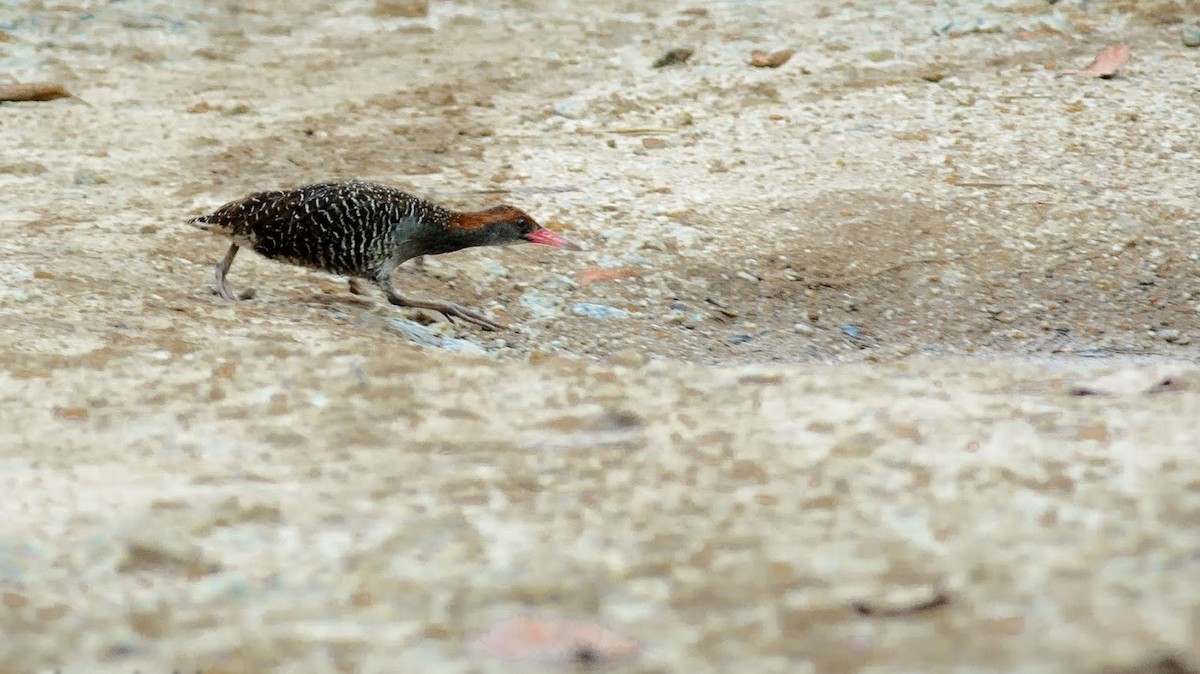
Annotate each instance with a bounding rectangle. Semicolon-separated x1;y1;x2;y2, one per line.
376;279;507;332
214;243;240;301
347;278;373;296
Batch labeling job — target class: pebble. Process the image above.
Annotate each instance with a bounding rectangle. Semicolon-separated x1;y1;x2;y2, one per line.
736;271;760;284
73;170;105;186
730;334;754;345
748;49;795;68
190;572;252;602
666;225;705;250
553;100;588;119
652;47;693;68
546;275;579;291
572;303;630;319
793;323;814;335
919;68;948;83
518;289;563;320
840;324;862;338
1183;25;1200;48
441;338;487;355
1158;329;1182;343
932;16;999;37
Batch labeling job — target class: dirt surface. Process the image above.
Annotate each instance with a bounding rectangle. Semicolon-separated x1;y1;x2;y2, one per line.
1;0;1199;672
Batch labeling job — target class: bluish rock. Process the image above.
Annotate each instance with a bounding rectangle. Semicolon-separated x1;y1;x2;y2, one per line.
572;303;631;319
386;318;486;354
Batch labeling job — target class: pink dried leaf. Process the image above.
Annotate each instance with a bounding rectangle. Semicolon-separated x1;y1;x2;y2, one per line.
470;614;639;665
1059;44;1130;78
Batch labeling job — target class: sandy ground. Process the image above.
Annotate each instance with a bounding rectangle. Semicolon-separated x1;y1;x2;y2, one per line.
1;0;1199;672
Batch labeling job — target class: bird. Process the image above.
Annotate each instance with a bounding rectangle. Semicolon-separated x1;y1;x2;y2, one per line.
186;179;582;331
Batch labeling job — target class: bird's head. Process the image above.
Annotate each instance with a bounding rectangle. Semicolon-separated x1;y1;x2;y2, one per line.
448;205;583;251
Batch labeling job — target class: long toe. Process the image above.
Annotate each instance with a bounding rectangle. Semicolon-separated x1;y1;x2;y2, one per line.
216;285;240;302
446;306;508;332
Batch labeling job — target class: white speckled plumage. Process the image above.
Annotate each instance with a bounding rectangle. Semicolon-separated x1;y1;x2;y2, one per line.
188;179;582;331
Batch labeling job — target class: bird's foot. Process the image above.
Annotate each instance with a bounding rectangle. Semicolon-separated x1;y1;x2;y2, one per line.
214;245;242;302
216;280;240;302
383;288;507;331
433;304;508;332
